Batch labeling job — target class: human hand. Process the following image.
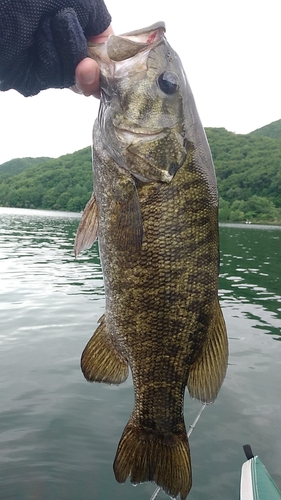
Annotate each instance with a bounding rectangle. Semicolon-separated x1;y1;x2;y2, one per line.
0;2;112;97
74;25;114;98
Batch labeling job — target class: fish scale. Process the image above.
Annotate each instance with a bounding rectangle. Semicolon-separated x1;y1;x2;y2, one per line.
75;21;228;500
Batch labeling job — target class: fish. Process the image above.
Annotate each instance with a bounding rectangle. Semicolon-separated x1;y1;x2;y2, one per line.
74;21;228;500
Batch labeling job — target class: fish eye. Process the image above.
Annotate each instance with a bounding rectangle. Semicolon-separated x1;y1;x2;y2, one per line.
158;71;179;95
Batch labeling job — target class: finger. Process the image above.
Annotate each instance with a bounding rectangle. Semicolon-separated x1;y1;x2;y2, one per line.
75;57;100;97
74;25;114;98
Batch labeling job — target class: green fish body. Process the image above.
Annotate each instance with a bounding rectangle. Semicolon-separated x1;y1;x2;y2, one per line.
75;22;228;500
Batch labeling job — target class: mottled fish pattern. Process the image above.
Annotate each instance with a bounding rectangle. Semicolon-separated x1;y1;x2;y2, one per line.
75;22;228;500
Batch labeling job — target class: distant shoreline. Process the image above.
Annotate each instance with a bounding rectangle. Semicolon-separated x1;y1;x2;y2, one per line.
1;206;281;228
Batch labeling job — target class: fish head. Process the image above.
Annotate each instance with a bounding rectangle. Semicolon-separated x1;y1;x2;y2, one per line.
88;22;192;184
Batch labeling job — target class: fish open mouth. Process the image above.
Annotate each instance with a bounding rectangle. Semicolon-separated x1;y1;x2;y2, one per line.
87;22;166;78
118;21;166;45
106;22;166;62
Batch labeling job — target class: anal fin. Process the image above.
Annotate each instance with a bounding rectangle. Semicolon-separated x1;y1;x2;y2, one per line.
187;299;228;403
74;194;98;257
81;314;129;384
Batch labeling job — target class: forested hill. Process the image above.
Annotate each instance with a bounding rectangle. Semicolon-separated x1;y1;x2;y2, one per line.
250;118;281;140
0;121;281;222
205;126;281;221
0;157;51;180
0;148;92;213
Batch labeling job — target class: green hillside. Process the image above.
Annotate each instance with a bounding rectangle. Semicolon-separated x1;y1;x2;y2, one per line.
0;157;51;180
250;119;281;140
0;148;92;212
205;127;281;222
0;121;280;223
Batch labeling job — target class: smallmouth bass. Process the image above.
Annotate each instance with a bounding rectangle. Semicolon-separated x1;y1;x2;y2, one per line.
75;22;228;500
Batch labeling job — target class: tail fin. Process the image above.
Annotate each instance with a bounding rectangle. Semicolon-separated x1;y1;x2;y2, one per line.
113;419;192;500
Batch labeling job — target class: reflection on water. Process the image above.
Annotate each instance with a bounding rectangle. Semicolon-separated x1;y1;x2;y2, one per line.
0;207;104;300
0;208;281;500
219;223;281;342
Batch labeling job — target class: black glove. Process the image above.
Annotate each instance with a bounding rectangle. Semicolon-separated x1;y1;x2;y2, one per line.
0;0;111;96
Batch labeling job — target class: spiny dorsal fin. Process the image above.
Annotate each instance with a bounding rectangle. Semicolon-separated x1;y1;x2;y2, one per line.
81;314;129;385
187;299;228;403
74;194;98;257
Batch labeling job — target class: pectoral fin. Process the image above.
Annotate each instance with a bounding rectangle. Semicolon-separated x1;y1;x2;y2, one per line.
81;314;129;385
114;178;143;252
187;299;228;403
74;195;98;257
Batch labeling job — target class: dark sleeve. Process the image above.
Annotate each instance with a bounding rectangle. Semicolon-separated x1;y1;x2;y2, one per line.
0;0;111;96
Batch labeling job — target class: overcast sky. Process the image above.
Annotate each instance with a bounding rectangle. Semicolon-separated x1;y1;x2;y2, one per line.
0;0;280;165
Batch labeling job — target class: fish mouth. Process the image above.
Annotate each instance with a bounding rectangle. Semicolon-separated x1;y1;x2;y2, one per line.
106;22;166;62
87;22;166;78
114;127;165;144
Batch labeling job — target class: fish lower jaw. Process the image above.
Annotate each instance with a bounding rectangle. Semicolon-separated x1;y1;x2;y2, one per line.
114;127;165;144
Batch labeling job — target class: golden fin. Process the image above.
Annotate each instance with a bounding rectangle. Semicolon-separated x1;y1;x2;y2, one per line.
74;194;98;257
113;419;192;500
187;299;228;403
81;315;129;384
114;179;143;252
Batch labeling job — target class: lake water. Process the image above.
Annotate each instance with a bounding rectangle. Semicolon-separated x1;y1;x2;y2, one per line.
0;207;280;500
